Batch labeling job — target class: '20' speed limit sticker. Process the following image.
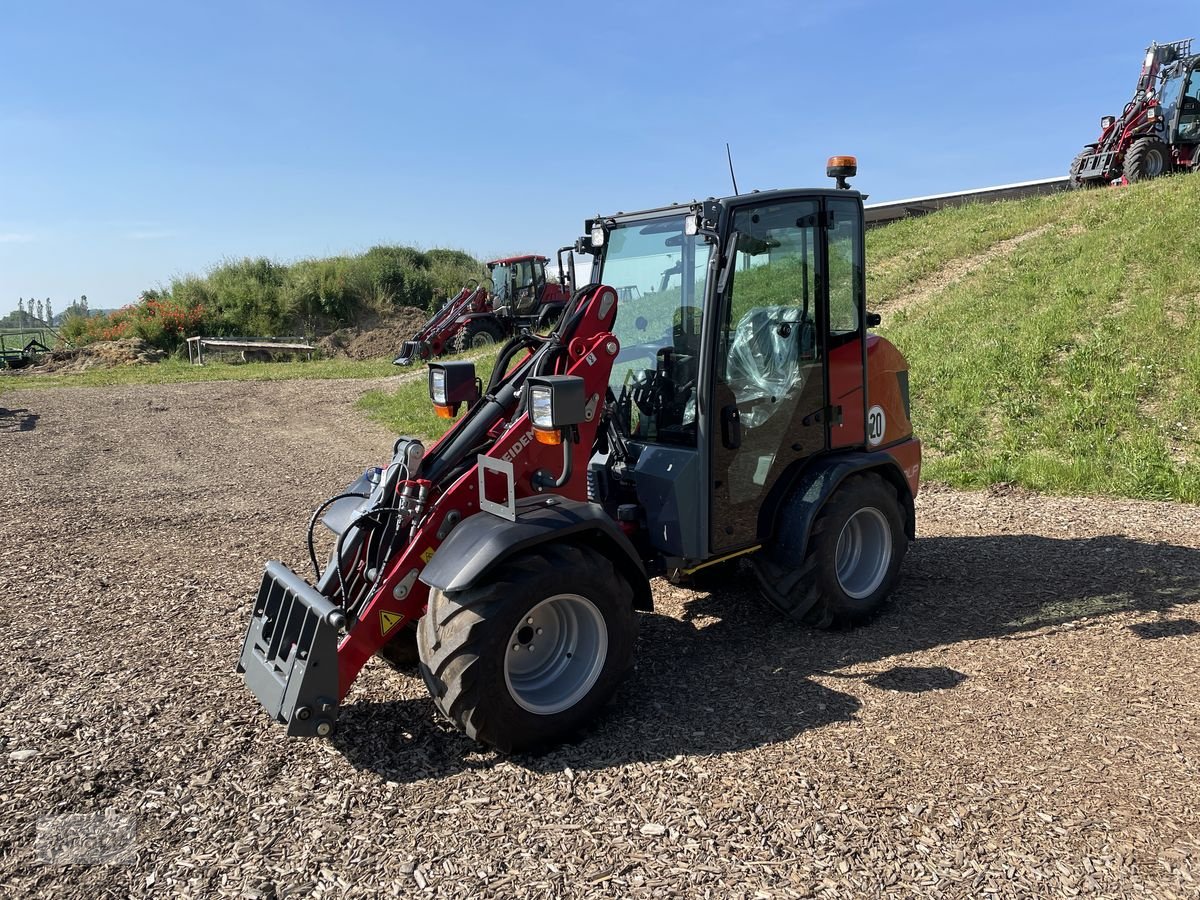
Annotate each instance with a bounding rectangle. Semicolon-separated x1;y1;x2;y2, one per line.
866;405;886;446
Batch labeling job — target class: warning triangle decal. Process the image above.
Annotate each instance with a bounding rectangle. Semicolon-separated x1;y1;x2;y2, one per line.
380;610;404;635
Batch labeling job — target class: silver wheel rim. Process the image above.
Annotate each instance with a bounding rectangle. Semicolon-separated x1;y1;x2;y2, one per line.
1144;149;1165;177
835;507;893;600
504;594;608;715
470;332;496;348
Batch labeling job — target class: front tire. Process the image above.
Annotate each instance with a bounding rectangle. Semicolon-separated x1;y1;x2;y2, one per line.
1124;137;1171;182
1068;144;1097;189
416;543;636;752
378;623;420;671
763;473;907;628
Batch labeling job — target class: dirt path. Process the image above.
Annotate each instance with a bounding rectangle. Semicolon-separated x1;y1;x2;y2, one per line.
1;379;1198;898
876;225;1055;317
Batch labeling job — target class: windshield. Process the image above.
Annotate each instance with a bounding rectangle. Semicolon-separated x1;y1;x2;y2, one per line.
490;264;512;303
597;213;711;445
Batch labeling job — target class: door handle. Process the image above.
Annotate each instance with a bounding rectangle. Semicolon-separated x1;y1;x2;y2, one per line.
802;405;842;427
721;404;742;449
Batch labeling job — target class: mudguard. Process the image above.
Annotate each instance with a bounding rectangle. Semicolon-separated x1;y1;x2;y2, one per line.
751;450;916;617
420;496;653;611
759;449;916;551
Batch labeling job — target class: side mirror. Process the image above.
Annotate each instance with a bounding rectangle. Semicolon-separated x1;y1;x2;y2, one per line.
429;361;479;419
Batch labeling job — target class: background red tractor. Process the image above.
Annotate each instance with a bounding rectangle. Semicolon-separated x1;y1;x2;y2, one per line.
241;157;922;751
1071;38;1200;187
393;252;574;365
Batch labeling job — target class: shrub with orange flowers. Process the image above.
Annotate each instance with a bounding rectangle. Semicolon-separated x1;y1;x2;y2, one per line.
61;292;208;351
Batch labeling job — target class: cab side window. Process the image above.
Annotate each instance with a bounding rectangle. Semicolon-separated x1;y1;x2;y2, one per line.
826;198;864;339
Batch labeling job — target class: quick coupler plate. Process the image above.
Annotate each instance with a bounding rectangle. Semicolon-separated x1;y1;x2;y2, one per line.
237;561;346;737
393;341;419;366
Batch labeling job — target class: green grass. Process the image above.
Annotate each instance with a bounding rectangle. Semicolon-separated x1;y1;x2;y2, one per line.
0;357;400;395
358;354;497;437
873;173;1200;502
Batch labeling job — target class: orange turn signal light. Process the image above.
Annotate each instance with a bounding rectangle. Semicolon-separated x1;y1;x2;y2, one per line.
434;403;456;419
533;426;562;446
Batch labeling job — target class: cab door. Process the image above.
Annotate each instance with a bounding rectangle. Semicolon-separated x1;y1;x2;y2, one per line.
708;196;828;554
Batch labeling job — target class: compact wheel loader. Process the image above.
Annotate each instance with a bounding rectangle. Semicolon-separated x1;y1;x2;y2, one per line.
393;252;574;366
238;157;922;751
1071;38;1200;186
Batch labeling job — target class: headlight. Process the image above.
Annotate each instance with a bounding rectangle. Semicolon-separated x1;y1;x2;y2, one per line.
590;224;606;248
1101;115;1116;129
428;362;479;419
530;385;554;429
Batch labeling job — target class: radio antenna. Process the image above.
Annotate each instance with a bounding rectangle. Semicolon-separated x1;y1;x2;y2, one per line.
725;142;739;195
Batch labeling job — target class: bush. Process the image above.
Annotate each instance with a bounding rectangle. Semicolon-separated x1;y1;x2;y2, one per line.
61;293;205;350
63;244;486;349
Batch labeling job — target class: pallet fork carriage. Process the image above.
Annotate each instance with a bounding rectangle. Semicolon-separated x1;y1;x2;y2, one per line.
239;157;921;751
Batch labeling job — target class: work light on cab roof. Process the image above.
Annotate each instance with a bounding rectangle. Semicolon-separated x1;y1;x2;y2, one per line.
827;155;858;189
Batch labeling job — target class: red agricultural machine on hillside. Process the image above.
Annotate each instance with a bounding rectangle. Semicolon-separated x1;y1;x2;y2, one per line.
393;252;574;365
239;157;922;751
1071;38;1200;187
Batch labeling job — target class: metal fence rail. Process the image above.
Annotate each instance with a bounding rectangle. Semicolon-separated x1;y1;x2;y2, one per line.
864;177;1070;227
186;336;316;365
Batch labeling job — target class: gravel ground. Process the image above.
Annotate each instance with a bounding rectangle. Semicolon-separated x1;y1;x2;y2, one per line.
1;380;1199;899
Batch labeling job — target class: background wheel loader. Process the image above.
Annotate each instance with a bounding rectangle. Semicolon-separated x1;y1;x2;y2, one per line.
238;157;922;751
1071;38;1200;187
393;252;574;365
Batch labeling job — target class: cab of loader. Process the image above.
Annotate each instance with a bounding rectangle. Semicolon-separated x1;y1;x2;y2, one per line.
577;160;917;574
488;254;569;320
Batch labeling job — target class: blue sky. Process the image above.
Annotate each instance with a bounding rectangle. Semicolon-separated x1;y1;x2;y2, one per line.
0;1;1190;315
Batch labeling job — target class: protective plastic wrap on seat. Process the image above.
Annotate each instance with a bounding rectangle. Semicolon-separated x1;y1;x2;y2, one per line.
726;306;806;427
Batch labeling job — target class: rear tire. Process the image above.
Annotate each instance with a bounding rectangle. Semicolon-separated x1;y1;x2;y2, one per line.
455;319;504;353
763;473;907;628
416;543;636;752
1124;137;1171;182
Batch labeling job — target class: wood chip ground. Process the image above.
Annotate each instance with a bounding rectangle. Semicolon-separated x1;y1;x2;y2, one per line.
1;379;1198;898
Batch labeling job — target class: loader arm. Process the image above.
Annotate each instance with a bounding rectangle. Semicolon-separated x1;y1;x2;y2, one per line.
239;284;620;736
393;282;489;365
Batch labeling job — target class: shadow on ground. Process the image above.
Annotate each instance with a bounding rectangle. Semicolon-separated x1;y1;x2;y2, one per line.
333;533;1200;782
0;406;38;432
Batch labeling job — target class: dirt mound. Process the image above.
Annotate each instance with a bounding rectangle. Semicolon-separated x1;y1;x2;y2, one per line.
16;339;166;375
318;308;429;360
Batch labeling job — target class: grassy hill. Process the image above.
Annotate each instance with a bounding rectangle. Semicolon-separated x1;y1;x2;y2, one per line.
871;173;1200;502
362;174;1200;504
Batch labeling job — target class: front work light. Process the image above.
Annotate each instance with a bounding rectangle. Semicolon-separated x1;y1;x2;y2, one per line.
1146;105;1160;122
1101;115;1116;129
428;361;479;419
525;375;586;444
590;224;606;248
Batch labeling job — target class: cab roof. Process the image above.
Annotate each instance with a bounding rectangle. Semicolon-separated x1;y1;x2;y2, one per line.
487;254;549;266
590;187;865;226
